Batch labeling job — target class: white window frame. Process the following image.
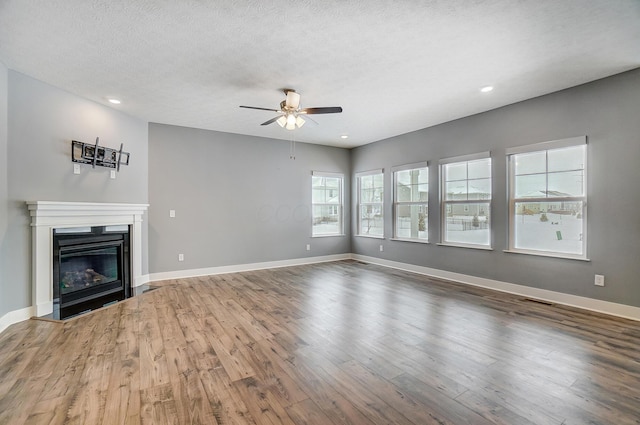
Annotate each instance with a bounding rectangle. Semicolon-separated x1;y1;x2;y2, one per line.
439;152;492;249
392;162;429;243
356;169;384;238
506;136;588;260
311;171;344;237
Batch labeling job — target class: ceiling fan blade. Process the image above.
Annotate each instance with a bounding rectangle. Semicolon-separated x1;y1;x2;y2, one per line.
240;105;280;112
261;116;282;126
300;107;343;114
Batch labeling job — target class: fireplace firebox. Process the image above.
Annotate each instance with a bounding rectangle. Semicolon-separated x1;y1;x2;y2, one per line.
53;225;131;319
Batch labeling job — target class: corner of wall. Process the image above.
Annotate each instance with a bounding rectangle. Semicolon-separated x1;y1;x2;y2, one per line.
0;61;10;318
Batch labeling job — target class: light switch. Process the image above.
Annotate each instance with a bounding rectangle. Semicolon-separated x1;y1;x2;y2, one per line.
73;164;81;174
169;210;176;218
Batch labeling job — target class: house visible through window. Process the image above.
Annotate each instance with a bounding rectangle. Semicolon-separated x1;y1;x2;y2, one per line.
440;153;491;248
356;170;384;237
312;172;343;236
507;137;587;258
393;163;428;241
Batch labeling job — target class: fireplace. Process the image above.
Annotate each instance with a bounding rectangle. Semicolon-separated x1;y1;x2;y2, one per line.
27;201;148;318
53;225;131;319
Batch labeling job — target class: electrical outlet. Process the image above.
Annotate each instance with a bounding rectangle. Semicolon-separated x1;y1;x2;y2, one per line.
379;244;384;252
306;244;310;251
178;253;184;262
110;170;116;179
169;210;176;218
594;274;605;286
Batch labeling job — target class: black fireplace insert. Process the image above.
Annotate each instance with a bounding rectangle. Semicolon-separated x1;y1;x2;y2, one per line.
53;225;131;319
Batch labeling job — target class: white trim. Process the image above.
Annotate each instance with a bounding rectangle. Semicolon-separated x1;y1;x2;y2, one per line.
311;170;344;178
439;151;490;165
355;168;383;177
0;306;36;334
352;254;640;322
505;135;586;155
390;238;430;244
391;161;428;173
135;274;151;287
148;254;352;282
437;242;493;251
503;249;590;262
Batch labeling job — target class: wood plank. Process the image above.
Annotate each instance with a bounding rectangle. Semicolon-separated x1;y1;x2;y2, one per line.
285;398;338;425
140;383;179;425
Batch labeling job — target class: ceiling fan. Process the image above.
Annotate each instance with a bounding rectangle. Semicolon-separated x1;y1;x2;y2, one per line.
240;89;342;130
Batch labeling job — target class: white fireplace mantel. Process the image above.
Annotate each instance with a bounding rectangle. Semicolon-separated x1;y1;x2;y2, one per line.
26;201;149;317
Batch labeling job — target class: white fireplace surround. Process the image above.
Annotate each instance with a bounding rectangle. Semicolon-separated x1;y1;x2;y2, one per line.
27;201;149;317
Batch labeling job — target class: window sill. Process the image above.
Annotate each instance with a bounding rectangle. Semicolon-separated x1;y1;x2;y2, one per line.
312;234;346;238
390;238;430;244
355;234;385;240
503;249;590;262
437;243;493;251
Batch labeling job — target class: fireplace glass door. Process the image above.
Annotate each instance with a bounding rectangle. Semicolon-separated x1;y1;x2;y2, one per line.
60;244;120;295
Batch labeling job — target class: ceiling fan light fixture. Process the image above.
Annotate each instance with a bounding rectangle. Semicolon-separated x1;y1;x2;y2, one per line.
284;114;296;130
296;116;305;128
286;91;301;109
276;116;287;127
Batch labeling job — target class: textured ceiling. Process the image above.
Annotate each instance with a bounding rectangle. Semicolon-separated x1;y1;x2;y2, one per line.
1;1;639;148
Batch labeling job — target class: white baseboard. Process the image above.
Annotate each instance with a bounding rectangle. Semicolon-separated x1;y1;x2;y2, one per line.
134;274;151;287
147;253;352;283
0;306;35;334
352;254;640;322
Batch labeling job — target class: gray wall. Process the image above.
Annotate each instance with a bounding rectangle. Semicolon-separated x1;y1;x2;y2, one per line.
0;63;8;317
3;71;149;314
148;123;351;273
351;68;640;308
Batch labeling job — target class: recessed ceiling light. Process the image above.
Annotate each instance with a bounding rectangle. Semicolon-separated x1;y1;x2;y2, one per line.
341;135;349;139
480;86;494;93
108;98;121;104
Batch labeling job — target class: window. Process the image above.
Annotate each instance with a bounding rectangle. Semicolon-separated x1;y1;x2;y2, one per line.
440;153;491;248
312;172;343;236
356;170;384;237
393;163;428;241
507;137;587;258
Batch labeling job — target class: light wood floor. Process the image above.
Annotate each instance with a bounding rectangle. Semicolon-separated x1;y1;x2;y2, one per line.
1;260;639;424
